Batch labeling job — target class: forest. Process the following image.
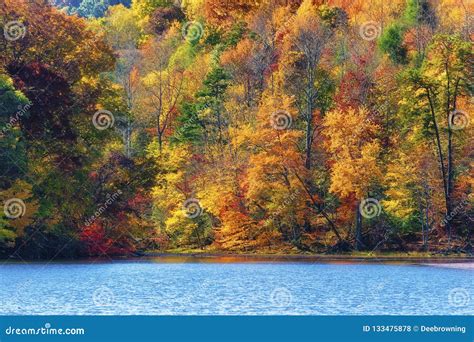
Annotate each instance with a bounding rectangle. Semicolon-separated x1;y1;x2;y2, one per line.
0;0;472;259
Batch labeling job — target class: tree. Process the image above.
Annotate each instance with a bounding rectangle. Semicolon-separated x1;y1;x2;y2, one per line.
229;92;305;246
0;0;123;258
1;0;472;258
149;5;185;35
283;2;347;170
383;139;442;249
138;37;185;152
324;107;382;250
404;34;472;238
0;75;31;253
196;66;231;146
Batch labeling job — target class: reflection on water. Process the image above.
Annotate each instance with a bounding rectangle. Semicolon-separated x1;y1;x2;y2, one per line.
0;257;472;315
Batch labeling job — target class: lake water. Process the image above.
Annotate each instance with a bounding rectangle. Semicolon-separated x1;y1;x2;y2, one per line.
0;258;472;315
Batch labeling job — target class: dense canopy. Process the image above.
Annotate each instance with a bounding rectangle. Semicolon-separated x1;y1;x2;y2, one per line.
0;0;472;258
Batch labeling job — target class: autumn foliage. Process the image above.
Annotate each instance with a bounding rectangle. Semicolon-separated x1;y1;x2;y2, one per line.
0;0;472;258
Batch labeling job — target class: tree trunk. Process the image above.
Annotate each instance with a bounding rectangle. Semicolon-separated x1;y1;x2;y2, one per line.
446;68;453;242
446;78;460;241
355;202;363;251
424;203;430;249
304;61;315;170
126;118;132;158
158;132;163;154
447;120;453;240
426;89;450;234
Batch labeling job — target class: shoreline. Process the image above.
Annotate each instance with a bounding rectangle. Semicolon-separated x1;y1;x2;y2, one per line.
142;251;474;264
1;252;473;264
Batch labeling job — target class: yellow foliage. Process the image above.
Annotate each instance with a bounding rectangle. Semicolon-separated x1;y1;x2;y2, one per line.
0;180;38;236
323;107;382;199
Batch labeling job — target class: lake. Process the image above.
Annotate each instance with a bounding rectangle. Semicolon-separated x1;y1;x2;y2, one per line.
1;257;472;315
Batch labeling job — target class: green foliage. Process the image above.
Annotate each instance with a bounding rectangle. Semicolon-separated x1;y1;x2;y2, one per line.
314;69;336;114
169;43;199;69
317;5;348;28
171;103;204;145
379;24;408;64
403;0;435;27
134;0;174;17
403;0;420;25
0;75;30;120
204;26;224;47
198;67;231;100
224;22;247;48
0;75;30;188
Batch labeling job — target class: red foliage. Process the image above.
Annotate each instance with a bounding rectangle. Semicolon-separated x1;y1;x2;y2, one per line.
89;171;98;180
334;48;377;109
80;221;132;257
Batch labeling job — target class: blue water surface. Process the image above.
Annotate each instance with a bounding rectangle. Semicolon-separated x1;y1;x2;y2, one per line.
0;259;472;315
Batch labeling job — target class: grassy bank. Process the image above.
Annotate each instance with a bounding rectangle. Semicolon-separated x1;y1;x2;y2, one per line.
144;249;473;263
